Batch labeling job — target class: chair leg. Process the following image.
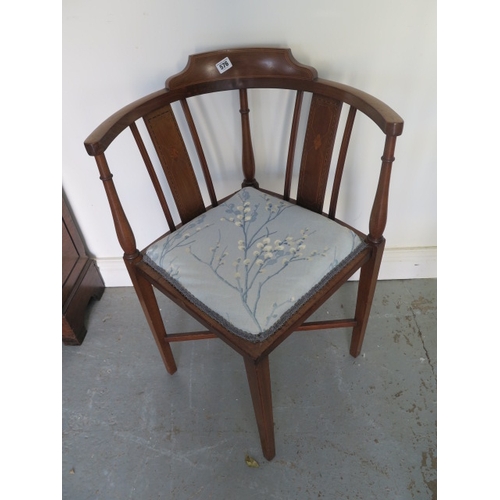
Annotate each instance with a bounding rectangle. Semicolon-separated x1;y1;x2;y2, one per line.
244;356;276;461
127;266;177;375
350;240;385;358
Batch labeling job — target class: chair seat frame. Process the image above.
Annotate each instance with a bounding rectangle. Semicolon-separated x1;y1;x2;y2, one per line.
84;47;403;460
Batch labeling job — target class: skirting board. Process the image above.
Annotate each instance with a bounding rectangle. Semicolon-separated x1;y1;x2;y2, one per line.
96;246;437;287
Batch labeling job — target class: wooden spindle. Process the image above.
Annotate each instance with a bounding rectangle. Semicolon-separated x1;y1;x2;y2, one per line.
284;90;304;201
180;99;218;207
239;89;259;188
368;135;397;243
129;122;176;232
95;153;138;259
329;106;357;219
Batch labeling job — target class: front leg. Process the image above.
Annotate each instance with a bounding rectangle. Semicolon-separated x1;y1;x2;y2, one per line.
244;355;275;460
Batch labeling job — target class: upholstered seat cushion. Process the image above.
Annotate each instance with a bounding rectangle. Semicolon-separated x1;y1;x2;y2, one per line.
144;187;366;342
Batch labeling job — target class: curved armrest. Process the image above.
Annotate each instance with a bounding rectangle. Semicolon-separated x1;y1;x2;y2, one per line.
315;78;403;137
84;89;170;156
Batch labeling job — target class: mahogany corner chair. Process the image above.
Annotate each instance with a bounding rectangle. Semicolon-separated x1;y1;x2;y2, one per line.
84;47;403;461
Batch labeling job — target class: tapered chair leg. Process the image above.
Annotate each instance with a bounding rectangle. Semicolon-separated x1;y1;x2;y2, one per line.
127;263;177;375
350;240;385;358
244;356;275;460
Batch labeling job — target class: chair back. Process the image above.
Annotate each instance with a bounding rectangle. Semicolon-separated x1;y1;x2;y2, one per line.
85;48;403;257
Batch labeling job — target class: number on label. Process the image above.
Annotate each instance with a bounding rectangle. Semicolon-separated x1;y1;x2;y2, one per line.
215;57;233;74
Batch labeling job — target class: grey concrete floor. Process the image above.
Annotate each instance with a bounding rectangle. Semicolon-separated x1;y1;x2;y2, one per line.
62;279;436;500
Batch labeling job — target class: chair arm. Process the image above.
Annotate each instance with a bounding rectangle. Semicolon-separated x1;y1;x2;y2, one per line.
315;78;404;137
84;89;171;156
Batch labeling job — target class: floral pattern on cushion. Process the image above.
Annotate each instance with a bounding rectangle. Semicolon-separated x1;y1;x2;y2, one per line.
144;187;366;342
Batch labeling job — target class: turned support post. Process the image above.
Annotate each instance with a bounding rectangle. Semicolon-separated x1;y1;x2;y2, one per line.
368;135;397;243
239;88;259;188
95;154;139;260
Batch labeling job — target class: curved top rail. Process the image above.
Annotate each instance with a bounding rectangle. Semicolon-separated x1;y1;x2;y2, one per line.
166;47;318;90
84;47;403;156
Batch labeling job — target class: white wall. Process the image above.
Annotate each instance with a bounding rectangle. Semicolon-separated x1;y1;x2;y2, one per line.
63;0;436;285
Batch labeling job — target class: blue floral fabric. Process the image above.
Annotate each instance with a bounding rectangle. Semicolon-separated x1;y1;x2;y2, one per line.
144;187;365;342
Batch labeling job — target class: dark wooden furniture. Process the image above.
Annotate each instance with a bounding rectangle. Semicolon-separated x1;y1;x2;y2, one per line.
84;47;403;460
62;196;105;345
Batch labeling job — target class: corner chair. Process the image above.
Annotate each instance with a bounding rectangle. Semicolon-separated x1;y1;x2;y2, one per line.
84;47;404;460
